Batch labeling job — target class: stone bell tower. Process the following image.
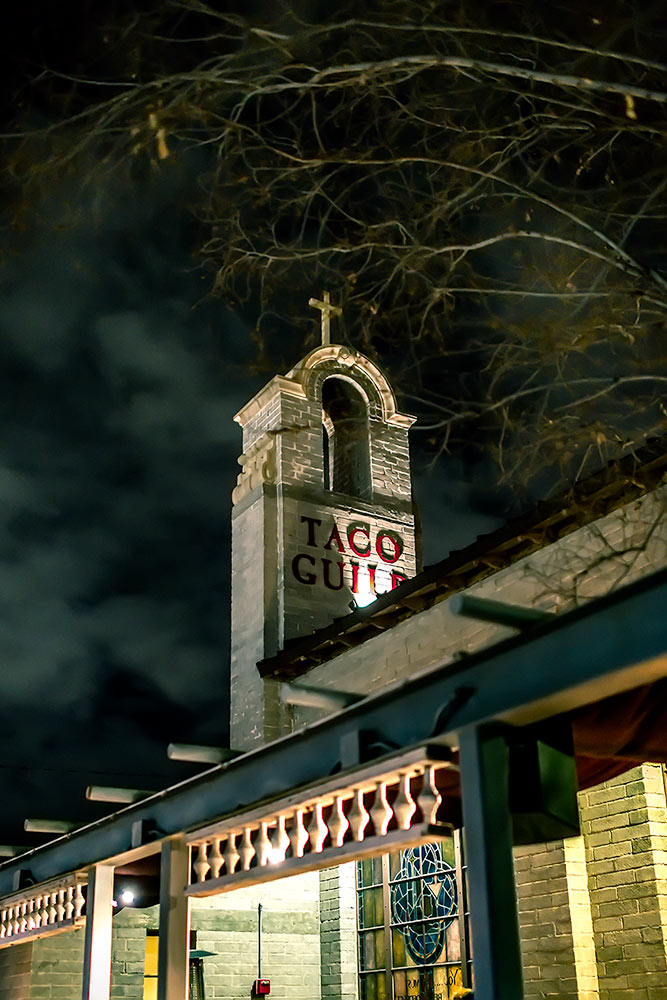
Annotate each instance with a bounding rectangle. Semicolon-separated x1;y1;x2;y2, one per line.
230;297;417;750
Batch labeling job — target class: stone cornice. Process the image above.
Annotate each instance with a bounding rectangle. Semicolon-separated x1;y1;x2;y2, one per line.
235;346;416;429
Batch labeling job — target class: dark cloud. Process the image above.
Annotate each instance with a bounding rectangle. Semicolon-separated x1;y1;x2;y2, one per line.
0;165;266;838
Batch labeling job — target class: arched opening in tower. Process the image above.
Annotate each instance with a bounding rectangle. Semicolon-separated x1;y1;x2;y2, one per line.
322;377;372;499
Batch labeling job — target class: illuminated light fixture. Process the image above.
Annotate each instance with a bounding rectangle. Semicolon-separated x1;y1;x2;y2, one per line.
355;566;378;608
354;587;376;609
120;889;135;906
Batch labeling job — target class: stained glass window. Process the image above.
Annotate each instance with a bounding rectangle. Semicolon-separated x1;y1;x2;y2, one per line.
357;837;471;1000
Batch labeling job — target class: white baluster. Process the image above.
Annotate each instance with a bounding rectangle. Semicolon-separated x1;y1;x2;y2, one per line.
14;904;22;935
270;816;289;864
347;789;370;842
240;827;255;871
223;833;240;875
193;842;210;883
393;772;416;831
27;897;35;930
19;901;28;933
56;888;66;922
49;893;57;925
328;796;350;847
209;838;224;879
257;823;272;866
370;781;392;836
6;907;13;937
65;886;74;920
1;908;7;937
308;803;328;854
417;765;442;826
289;810;309;859
75;884;85;920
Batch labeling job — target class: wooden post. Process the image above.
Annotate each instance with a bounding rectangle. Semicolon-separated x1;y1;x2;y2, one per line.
157;835;190;1000
81;863;114;1000
458;725;524;1000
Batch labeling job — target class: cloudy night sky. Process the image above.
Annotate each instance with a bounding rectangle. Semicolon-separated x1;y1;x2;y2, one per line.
3;0;664;846
0;5;509;845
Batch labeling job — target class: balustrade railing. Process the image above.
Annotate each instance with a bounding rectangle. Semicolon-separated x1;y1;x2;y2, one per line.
0;874;85;947
187;747;456;896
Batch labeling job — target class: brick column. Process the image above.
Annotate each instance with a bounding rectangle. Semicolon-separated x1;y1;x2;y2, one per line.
515;837;598;1000
580;763;667;999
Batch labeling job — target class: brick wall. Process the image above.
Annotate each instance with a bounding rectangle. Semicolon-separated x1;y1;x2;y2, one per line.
191;872;321;1000
110;908;155;999
0;943;32;1000
28;929;84;999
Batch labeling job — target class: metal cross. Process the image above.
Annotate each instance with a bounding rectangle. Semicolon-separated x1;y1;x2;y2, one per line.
309;291;342;346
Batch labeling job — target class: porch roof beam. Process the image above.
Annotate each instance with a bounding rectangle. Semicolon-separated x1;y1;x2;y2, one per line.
0;567;666;897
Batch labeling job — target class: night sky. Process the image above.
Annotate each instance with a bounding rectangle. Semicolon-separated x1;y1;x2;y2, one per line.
0;168;255;840
0;31;502;842
7;0;661;848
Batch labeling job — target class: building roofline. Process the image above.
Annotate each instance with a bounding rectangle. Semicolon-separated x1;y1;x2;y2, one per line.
259;437;667;680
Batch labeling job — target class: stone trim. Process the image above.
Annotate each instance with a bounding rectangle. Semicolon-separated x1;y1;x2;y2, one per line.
289;345;415;427
563;835;599;1000
232;433;277;505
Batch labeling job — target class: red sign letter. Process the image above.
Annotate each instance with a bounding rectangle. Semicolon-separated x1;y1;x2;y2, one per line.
324;521;346;553
375;531;403;564
348;525;371;557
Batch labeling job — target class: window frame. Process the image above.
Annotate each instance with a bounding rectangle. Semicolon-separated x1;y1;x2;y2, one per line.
356;834;472;1000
